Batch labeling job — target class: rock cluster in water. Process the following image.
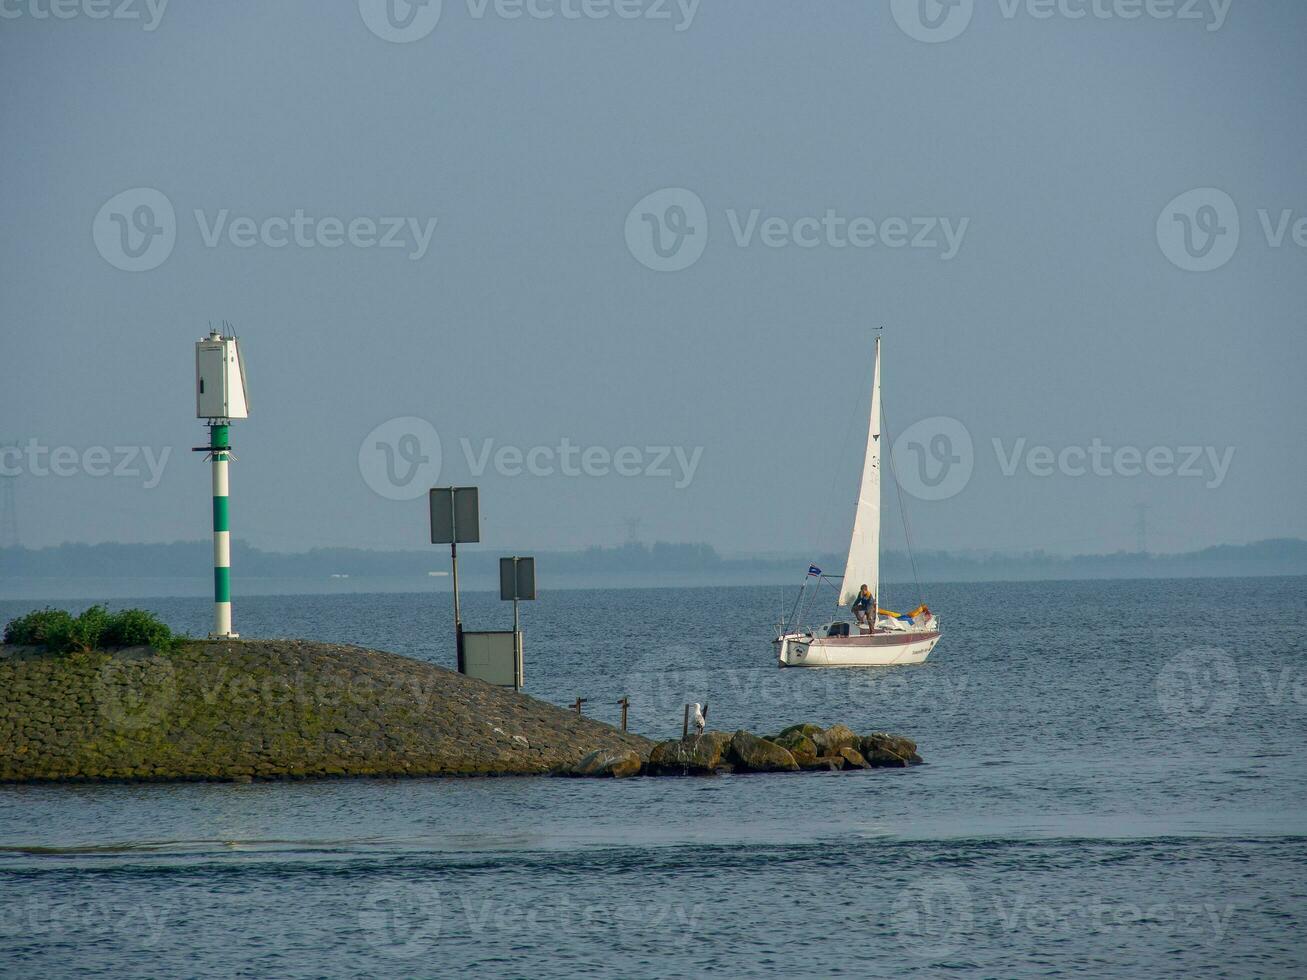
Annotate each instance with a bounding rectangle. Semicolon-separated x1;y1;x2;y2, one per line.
563;723;923;778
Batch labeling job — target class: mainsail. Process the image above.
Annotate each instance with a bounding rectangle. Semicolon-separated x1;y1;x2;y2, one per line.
838;337;881;607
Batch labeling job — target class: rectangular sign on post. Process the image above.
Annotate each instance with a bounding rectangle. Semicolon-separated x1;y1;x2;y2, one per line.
462;630;523;690
429;487;480;544
499;556;536;601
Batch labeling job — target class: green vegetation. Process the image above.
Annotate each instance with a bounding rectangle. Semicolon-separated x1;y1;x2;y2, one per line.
3;605;182;654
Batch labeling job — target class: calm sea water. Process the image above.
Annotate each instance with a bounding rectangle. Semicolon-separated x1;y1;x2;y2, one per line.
2;577;1305;978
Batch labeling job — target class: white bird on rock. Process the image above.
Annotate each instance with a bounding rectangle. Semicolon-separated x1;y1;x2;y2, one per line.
689;702;706;735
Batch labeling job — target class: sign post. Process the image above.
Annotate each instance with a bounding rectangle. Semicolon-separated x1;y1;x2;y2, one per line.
499;556;535;692
430;487;480;673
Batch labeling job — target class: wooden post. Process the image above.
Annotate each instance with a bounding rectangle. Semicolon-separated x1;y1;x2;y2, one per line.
618;697;629;733
572;697;587;715
682;703;690;738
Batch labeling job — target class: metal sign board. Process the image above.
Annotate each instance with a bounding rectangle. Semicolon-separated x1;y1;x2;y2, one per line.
462;630;523;690
499;556;536;601
429;486;480;544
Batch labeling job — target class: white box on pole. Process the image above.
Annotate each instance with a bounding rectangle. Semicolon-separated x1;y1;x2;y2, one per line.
196;332;249;420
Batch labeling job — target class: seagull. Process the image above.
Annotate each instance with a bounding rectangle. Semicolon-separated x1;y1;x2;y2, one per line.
690;702;706;735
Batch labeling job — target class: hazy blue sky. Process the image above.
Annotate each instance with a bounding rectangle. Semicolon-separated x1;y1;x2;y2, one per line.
1;0;1304;558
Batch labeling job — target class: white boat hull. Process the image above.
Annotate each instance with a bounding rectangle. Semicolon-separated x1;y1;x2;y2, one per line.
775;628;940;668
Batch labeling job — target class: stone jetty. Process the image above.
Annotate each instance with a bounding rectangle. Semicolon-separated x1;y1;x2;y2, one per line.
0;639;650;782
0;640;922;783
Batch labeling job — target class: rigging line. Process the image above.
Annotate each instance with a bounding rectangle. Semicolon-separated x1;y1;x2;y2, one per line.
881;405;926;609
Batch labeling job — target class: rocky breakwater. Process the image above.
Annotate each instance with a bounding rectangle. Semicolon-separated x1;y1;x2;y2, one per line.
564;723;923;778
0;640;652;782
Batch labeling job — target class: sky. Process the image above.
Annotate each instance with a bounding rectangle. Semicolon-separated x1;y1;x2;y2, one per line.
1;0;1304;558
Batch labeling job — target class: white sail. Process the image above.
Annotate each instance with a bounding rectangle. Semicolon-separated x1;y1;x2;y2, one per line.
838;337;881;607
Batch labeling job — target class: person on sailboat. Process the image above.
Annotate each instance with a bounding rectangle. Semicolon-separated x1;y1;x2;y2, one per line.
852;584;875;629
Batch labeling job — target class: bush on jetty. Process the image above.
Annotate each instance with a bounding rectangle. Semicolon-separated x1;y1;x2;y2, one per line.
3;606;182;654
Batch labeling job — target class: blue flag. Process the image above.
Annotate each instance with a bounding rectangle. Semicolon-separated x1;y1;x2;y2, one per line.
807;565;822;577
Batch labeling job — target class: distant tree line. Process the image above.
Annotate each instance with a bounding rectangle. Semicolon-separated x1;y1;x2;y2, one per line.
2;538;1305;583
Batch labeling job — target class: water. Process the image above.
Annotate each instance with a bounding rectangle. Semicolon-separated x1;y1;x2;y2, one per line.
2;577;1305;977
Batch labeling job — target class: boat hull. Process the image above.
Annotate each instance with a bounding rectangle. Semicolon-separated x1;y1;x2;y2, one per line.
775;629;940;668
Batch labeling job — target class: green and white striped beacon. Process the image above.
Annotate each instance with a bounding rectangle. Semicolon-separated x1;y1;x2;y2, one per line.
195;327;249;640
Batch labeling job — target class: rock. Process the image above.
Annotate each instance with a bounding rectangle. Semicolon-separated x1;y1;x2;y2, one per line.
772;731;818;757
813;724;858;756
727;731;799;773
858;732;923;767
797;755;845;772
774;723;823;741
646;731;734;776
837;746;869;770
565;749;642;779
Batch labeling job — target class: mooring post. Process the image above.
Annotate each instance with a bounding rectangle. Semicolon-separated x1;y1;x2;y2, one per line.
618;697;629;733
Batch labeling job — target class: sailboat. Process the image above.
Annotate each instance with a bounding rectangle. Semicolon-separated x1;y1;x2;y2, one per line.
774;337;941;668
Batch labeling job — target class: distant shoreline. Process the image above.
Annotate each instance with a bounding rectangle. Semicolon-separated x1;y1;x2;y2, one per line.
3;537;1305;602
5;538;1301;590
1;570;1304;603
